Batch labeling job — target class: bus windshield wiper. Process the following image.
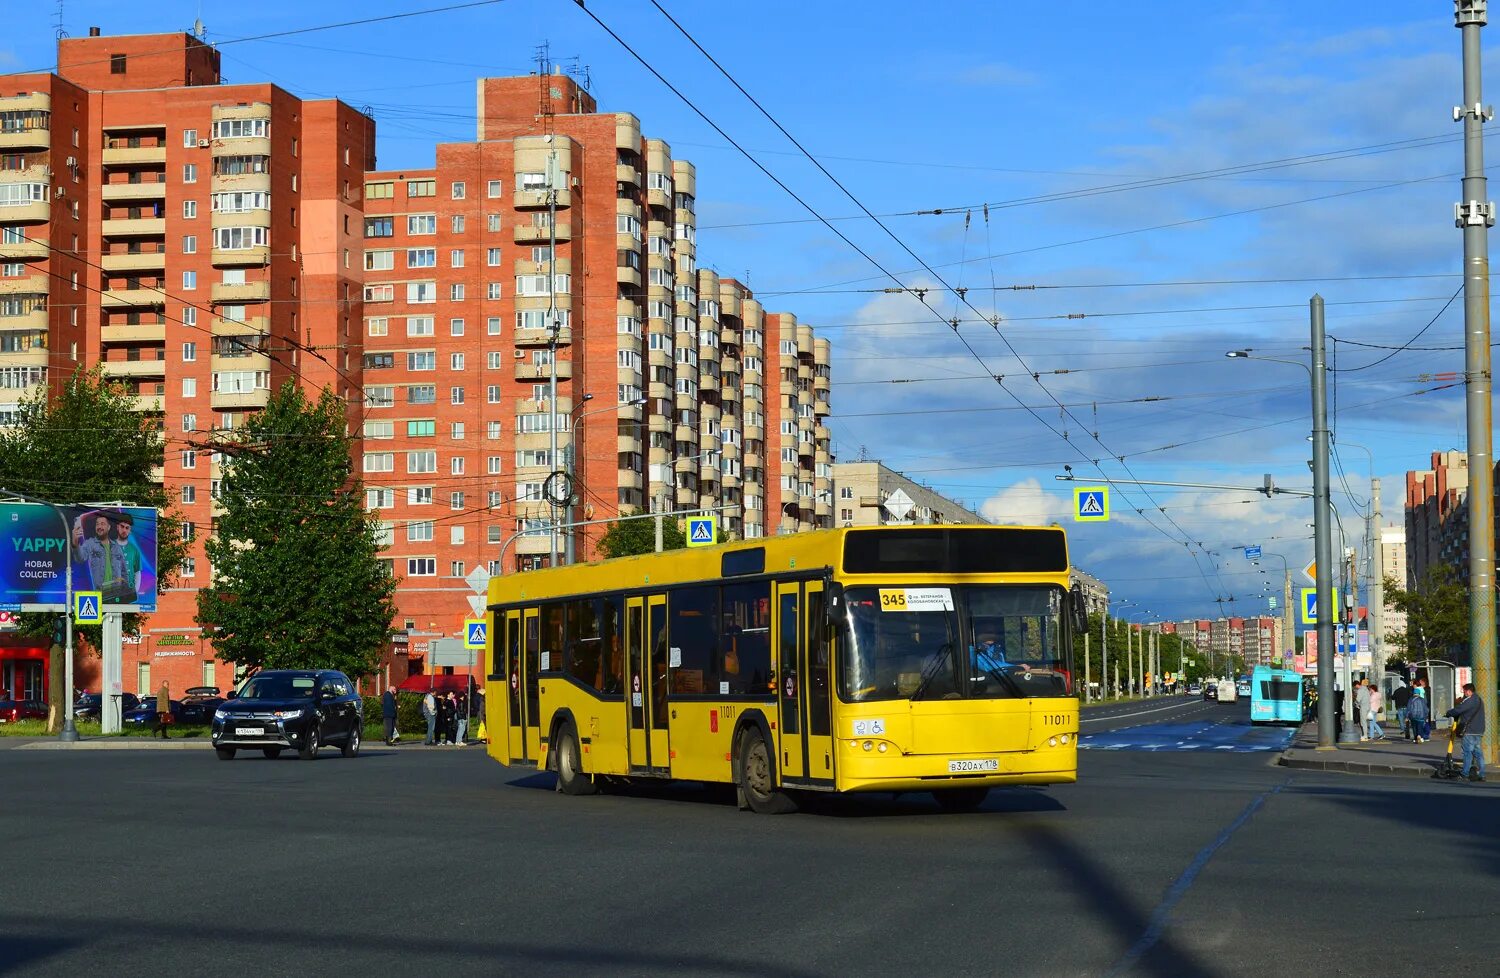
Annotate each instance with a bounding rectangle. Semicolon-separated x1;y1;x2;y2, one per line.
909;642;954;701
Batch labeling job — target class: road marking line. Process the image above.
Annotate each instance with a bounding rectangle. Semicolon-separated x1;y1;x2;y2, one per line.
1105;779;1288;977
1081;701;1204;724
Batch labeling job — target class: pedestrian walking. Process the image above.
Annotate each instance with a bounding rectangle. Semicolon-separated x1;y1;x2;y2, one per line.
1367;683;1385;740
452;691;467;746
381;685;399;745
422;688;437;745
1408;678;1431;743
437;691;453;745
1445;683;1487;782
154;679;171;739
1354;679;1371;742
1392;682;1413;740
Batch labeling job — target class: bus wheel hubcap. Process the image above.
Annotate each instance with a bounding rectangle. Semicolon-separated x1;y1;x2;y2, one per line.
747;741;770;796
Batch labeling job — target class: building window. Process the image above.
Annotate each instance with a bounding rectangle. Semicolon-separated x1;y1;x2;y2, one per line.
451;456;465;475
365;181;393;200
406;557;436;577
450;386;465;405
487;248;502;266
367;317;388;336
407;451;437;474
365;216;393;238
365;249;394;271
486;385;501;404
449;284;465;301
408;486;434;505
406;420;436;438
182;270;196;290
111;54;127;74
183;129;197;147
407;521;435;543
182;342;197;362
406;282;436;304
362;452;394;473
487;180;502;198
487;456;502;475
487;213;502;232
487;282;503;300
450;353;465;371
451;181;467;199
406;248;436;268
406;351;435;371
406;179;435;198
181;449;197;470
452;214;465;234
407;214;436;235
406;316;434;337
450;249;465;268
181;235;196;254
487;317;502;336
183;200;197;219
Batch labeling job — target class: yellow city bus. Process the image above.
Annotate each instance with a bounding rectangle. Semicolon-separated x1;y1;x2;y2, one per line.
483;525;1085;813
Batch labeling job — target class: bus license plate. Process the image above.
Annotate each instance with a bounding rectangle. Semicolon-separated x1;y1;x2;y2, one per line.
948;758;999;773
235;727;263;736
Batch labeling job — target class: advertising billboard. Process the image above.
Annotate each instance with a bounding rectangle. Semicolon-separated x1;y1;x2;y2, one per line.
2;502;161;612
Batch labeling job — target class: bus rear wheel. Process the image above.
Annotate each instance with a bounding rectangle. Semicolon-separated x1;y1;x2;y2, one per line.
555;722;597;796
933;787;989;812
737;728;797;815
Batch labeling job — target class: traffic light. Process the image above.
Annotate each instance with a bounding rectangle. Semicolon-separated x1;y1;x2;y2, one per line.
51;616;65;646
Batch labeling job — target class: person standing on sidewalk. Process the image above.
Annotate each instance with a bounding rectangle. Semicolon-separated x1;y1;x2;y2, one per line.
1354;679;1371;742
1392;682;1413;740
154;679;171;740
1445;683;1486;782
422;688;437;745
381;685;399;745
1408;679;1431;743
452;691;467;746
1367;683;1385;741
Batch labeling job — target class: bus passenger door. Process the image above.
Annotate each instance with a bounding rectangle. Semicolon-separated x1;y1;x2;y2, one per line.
646;595;670;770
523;608;541;759
776;583;804;780
626;597;649;768
504;610;525;763
803;582;834;782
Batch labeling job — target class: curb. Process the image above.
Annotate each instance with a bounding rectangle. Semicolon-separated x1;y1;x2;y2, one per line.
1276;754;1435;778
18;739;211;750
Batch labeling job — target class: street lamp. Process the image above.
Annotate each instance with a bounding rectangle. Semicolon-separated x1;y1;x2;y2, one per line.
1228;303;1345;747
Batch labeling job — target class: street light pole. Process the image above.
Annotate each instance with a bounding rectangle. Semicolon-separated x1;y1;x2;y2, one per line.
1455;0;1498;767
1310;297;1347;747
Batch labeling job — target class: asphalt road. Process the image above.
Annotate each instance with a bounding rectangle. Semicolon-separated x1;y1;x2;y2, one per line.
3;697;1497;977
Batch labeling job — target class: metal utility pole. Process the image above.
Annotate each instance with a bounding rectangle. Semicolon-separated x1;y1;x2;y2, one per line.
1311;296;1342;748
1456;0;1498;765
1102;605;1110;697
1369;477;1386;679
1084;633;1091;704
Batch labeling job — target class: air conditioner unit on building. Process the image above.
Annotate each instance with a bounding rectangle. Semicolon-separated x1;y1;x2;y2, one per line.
513;350;526;359
54;187;65;198
64;157;76;168
198;139;210;148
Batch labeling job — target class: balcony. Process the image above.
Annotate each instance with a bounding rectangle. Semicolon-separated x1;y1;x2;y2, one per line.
513;257;572;277
101;181;167;203
210;207;271;230
616;164;640;185
513;187;571;210
616;265;642;288
102;145;167;167
210;352;272;373
0;94;51;150
125;394;165;413
101;217;165;238
0;274;47;296
514;361;572;382
0;346;48;371
211;135;271;158
101;322;166;344
514;222;571;244
212;245;270;267
513;326;572;347
0;234;48;260
617;470;643;491
100;288;165;309
0;200;50;224
211;281;270;303
212;172;271;194
212;315;268;336
646;185;670;210
100;251;166;273
101;358;167;379
211;388;270;410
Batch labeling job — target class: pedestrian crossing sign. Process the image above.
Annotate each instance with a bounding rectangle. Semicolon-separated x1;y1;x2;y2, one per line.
1073;487;1109;522
1299;587;1339;625
75;591;102;624
464;619;487;650
686;516;717;548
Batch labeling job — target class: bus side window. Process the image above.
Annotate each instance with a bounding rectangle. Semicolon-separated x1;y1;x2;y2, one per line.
779;590;799;735
807;591;830;737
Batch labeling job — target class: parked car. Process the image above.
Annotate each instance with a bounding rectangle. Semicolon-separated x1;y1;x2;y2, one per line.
178;687;225;724
0;699;48;724
74;692;140;722
123;697;184;726
210;669;363;761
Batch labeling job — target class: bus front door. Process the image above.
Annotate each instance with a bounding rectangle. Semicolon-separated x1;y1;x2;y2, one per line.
523;608;541;759
803;581;834;782
504;609;526;763
646;594;670;771
776;583;804;780
626;597;649;768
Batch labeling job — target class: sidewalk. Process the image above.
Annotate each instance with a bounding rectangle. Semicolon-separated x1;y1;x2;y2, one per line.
1278;719;1475;779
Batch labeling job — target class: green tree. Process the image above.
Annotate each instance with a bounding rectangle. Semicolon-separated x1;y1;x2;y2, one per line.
595;508;686;559
0;368;185;729
197;384;395;678
1383;564;1468;661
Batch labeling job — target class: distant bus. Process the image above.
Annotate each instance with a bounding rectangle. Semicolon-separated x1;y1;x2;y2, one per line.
1250;666;1304;725
484;525;1087;813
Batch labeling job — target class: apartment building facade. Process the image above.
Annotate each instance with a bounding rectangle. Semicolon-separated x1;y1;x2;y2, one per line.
0;30;375;696
358;73;832;643
1405;449;1468;588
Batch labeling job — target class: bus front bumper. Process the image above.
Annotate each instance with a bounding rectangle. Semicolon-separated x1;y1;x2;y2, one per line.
836;742;1077;793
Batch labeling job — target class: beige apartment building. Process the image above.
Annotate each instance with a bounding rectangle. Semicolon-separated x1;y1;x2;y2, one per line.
831;461;984;528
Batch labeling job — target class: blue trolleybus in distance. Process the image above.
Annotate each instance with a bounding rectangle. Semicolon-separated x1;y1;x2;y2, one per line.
1250;666;1305;725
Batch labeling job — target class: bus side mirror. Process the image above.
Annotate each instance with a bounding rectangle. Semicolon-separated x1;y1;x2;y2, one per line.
826;583;846;631
1070;587;1089;632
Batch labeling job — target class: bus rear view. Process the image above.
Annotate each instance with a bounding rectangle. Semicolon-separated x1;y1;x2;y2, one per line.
1250;665;1305;725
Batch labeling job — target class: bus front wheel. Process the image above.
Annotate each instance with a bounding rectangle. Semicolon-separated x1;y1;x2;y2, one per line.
737;728;797;814
554;722;598;796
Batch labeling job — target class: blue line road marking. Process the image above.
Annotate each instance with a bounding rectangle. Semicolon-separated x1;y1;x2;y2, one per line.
1080;719;1296;753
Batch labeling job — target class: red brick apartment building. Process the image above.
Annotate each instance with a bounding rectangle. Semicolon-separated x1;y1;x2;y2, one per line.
0;31;831;696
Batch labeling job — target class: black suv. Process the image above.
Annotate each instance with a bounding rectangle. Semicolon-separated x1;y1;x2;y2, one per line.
211;670;363;761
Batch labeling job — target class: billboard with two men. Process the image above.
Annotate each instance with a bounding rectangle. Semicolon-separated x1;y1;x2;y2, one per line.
1;502;160;612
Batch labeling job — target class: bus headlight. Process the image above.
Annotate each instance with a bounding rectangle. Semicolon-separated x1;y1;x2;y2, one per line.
1048;736;1058;747
1059;733;1070;745
862;741;873;751
877;743;888;753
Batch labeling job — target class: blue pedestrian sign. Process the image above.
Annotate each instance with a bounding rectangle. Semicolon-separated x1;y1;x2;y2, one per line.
75;590;102;624
464;619;487;650
1073;487;1109;522
1299;586;1340;625
686;516;717;548
1245;545;1262;560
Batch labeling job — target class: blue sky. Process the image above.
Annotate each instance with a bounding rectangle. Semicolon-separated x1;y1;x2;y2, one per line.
5;1;1486;625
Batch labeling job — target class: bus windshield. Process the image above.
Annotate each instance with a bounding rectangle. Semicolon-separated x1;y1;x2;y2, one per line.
840;585;1072;702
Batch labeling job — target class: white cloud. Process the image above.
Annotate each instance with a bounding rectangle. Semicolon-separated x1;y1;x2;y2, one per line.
953;62;1040;88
